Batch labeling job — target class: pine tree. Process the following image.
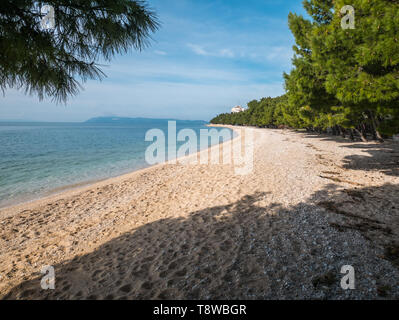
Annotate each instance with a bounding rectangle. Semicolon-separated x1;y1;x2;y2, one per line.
311;0;399;139
0;0;159;102
284;2;340;132
211;0;399;139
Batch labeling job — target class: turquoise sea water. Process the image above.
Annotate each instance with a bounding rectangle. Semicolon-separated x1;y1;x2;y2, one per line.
0;121;232;208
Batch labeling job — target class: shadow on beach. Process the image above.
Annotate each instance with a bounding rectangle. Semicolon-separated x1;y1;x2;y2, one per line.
3;181;399;300
339;143;399;177
298;131;399;177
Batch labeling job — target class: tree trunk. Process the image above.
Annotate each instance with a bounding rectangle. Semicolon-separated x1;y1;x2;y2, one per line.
354;128;367;142
339;126;346;138
350;129;355;141
369;110;384;142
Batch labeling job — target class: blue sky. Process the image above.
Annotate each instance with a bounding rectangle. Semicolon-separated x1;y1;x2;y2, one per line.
0;0;305;122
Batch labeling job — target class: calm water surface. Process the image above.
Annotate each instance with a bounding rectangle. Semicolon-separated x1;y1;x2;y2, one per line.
0;121;232;208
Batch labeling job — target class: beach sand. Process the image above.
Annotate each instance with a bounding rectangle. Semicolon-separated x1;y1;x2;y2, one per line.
1;127;399;299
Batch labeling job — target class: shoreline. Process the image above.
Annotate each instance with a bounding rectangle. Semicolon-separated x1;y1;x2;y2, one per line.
0;125;240;217
1;126;398;299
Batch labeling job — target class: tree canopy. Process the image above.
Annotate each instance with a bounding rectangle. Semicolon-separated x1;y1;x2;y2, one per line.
0;0;159;102
211;0;399;140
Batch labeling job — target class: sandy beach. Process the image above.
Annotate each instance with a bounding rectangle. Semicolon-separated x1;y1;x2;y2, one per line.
1;127;399;299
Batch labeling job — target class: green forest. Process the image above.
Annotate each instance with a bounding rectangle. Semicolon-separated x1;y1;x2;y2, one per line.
210;0;399;141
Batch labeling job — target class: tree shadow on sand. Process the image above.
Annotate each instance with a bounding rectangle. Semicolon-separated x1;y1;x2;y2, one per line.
298;131;399;177
3;184;399;300
339;143;399;177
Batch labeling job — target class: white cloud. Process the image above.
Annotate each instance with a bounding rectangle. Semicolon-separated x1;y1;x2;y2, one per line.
187;43;209;56
2;81;285;121
77;80;285;120
154;50;167;55
219;49;235;58
187;43;236;59
186;42;292;67
107;61;249;82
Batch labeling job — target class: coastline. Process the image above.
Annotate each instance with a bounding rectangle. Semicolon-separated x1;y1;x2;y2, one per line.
1;126;399;299
0;125;240;217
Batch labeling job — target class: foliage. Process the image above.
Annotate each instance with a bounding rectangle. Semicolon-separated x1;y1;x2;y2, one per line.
0;0;159;102
211;0;399;140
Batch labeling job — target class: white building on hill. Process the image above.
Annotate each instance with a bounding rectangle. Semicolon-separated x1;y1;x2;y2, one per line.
231;106;245;113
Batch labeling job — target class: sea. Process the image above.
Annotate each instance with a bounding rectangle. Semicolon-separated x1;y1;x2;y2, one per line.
0;120;233;208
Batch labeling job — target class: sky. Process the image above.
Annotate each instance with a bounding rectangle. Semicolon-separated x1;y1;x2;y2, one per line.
0;0;306;122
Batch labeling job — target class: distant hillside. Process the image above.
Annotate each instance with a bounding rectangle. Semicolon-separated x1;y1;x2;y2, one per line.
85;117;208;125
